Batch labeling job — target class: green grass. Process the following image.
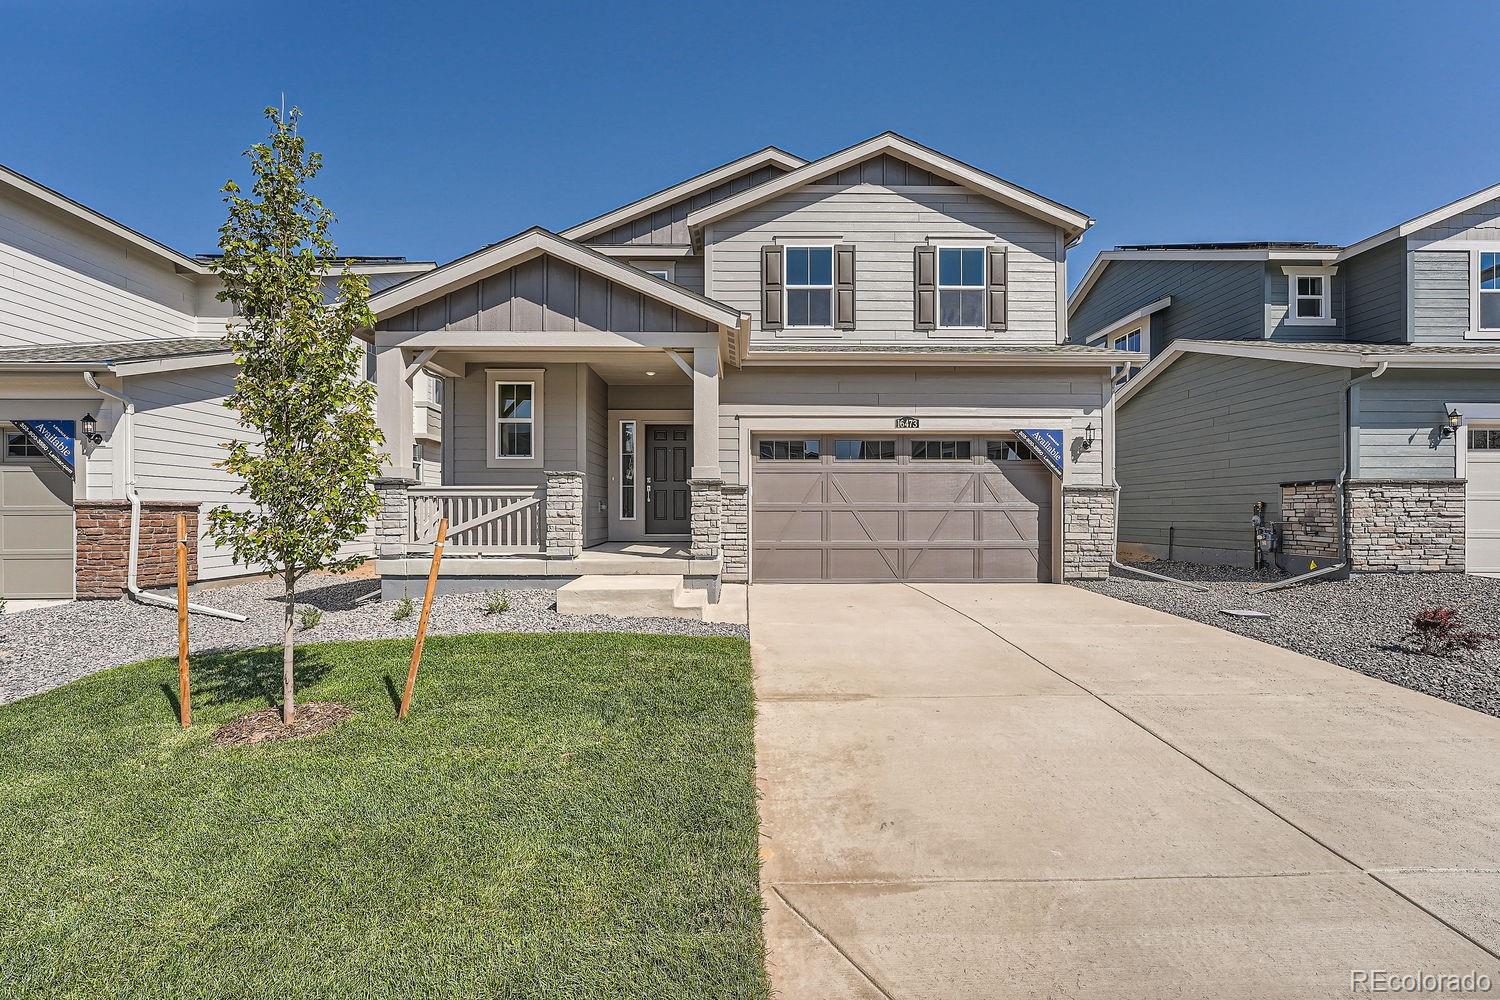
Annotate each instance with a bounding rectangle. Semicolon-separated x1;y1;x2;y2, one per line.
0;633;767;1000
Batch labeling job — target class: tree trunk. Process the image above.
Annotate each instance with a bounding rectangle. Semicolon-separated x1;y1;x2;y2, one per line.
282;575;297;724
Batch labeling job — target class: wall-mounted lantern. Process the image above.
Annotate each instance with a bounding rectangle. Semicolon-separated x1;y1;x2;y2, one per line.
1080;422;1097;450
80;412;103;444
1442;408;1463;437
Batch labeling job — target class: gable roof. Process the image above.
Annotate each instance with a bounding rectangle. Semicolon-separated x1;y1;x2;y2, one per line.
683;132;1093;241
1337;181;1500;261
0;162;210;275
366;227;743;328
1115;339;1500;407
560;146;805;243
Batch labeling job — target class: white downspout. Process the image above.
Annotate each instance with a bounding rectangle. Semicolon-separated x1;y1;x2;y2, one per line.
1248;361;1388;595
83;372;246;621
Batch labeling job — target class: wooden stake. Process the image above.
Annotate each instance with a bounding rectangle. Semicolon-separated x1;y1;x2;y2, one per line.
176;512;191;729
398;517;447;720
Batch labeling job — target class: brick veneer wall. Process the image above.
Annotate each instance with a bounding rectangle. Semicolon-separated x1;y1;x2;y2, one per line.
74;501;200;598
1345;479;1466;572
1062;485;1115;581
1280;481;1340;558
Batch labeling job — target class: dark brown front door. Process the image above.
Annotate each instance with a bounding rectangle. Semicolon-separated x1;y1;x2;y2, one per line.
646;425;691;534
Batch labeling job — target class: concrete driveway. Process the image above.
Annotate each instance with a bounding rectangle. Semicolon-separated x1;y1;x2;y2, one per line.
751;584;1500;999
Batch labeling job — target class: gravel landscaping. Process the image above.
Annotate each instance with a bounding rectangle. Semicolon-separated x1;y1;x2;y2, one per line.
1078;562;1500;718
0;573;748;705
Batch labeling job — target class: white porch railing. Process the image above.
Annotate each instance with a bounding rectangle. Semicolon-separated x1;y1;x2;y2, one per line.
409;486;545;554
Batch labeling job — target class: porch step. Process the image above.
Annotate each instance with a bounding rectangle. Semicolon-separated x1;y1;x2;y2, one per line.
555;575;709;621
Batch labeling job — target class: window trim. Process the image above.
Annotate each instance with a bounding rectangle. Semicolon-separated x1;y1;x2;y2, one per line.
485;368;544;469
1109;325;1145;383
783;244;836;330
1467;249;1500;340
637;261;674;283
910;439;973;461
619;420;637;520
1283;266;1336;326
756;438;822;462
2;427;49;464
831;438;897;461
935;245;987;331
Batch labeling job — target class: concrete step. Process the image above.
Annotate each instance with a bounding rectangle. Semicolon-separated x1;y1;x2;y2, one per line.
556;575;706;621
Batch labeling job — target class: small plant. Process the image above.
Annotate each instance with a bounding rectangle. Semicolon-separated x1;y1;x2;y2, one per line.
481;591;509;616
296;606;322;632
1404;607;1497;657
392;596;414;622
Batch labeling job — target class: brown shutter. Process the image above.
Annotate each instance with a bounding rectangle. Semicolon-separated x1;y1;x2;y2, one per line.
835;244;856;330
987;246;1008;331
914;246;936;331
761;245;783;331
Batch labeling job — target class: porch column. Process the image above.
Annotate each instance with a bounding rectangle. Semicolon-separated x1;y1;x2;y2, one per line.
374;343;415;481
689;346;723;560
544;470;585;559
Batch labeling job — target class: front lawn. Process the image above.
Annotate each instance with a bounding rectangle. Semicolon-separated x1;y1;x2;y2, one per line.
0;633;767;1000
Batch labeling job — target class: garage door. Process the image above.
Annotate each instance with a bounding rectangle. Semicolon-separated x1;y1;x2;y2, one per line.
0;426;74;599
751;435;1054;582
1468;426;1500;574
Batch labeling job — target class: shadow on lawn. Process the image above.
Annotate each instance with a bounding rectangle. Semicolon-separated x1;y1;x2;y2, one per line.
170;646;339;710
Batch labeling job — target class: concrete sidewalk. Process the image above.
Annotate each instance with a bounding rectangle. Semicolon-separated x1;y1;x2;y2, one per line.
751;584;1500;999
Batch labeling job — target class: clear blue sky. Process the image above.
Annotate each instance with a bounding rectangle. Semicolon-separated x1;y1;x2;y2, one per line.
3;1;1497;288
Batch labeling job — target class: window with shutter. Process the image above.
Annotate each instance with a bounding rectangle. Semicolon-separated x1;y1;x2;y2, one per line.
761;245;783;331
835;244;856;330
913;246;937;331
987;246;1008;331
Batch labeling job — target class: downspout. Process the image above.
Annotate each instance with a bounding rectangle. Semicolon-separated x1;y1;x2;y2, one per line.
83;372;246;621
1249;361;1387;595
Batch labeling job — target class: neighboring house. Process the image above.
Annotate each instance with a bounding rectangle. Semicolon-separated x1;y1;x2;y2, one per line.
368;132;1135;612
1068;189;1500;574
0;163;434;605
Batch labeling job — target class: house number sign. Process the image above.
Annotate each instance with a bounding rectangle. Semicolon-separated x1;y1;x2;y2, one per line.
895;416;920;429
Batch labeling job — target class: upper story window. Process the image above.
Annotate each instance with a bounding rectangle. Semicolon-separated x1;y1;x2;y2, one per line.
785;246;833;328
1110;327;1143;384
1476;252;1500;333
641;262;674;283
1285;268;1334;325
938;247;985;328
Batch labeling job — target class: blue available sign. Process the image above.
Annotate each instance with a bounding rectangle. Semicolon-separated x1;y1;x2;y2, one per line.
13;419;76;477
1015;428;1064;477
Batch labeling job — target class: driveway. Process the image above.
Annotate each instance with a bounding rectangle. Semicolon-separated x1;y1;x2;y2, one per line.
751;584;1500;999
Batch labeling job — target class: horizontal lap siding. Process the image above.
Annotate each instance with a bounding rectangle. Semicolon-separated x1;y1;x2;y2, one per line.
1410;251;1470;344
1341;241;1406;344
585;367;608;546
709;184;1063;345
1068;260;1263;359
719;366;1105;487
585;164;792;246
447;362;580;486
1356;371;1500;478
1116;354;1345;562
0;194;199;347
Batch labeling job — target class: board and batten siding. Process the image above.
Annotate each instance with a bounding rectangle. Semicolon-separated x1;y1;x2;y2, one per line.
1341;240;1407;345
717;366;1105;487
1265;261;1344;341
1410;251;1471;344
0;191;199;348
1115;353;1345;564
1354;370;1500;479
1069;259;1264;360
709;183;1063;346
374;254;712;336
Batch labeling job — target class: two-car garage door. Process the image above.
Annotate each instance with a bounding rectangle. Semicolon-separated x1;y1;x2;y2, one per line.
751;434;1054;582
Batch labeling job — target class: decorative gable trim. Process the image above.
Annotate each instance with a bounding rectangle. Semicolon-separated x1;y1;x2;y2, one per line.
1338;181;1500;262
684;132;1093;241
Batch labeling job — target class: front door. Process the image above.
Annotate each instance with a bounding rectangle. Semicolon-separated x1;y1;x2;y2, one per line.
646;425;691;534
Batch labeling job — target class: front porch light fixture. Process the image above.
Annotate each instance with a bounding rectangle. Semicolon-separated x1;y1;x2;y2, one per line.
80;412;102;444
1443;408;1462;437
1081;422;1097;450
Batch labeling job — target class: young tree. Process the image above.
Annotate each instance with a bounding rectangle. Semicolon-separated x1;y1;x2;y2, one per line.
209;106;383;723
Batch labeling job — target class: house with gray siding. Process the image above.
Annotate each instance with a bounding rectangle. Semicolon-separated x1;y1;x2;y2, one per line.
1068;186;1500;575
367;133;1133;611
0;162;434;606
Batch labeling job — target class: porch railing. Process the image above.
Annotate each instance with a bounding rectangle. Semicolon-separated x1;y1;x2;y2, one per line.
409;486;545;554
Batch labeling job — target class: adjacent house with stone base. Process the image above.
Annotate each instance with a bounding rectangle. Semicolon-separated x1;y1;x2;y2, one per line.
1067;185;1500;574
368;134;1132;613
